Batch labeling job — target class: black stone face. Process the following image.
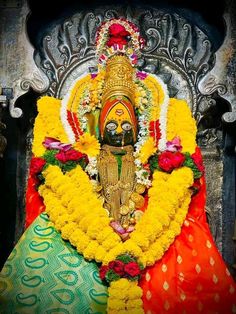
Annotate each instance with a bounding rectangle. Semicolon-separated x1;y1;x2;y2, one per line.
102;120;136;147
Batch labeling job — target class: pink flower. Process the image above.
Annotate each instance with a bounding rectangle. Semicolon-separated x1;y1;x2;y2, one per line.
136;71;148;80
166;136;182;152
110;221;126;235
43;137;72;151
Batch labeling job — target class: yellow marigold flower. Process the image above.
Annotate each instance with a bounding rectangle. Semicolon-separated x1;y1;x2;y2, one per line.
96;227;114;243
83;241;99;260
110;278;131;290
74;133;100;157
127;286;143;299
107;299;125;310
138;137;156;164
126;310;144;314
61;222;77;240
94;246;107;262
126;298;143;309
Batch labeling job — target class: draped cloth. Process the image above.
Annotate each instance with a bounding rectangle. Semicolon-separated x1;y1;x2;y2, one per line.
139;177;236;314
0;213;108;313
0;152;235;313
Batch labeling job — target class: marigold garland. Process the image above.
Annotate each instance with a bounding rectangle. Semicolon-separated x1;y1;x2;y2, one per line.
33;96;69;157
39;163;193;266
167;98;197;153
107;279;144;314
38;161;193;312
31;51;198;313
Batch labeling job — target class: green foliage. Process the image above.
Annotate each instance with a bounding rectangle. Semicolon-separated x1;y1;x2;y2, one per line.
116;254;133;264
42;149;86;174
43;149;60;166
183;153;202;179
105;269;120;283
149;153;160;173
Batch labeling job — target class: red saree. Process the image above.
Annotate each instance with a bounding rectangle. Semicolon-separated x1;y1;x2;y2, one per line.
140;176;236;314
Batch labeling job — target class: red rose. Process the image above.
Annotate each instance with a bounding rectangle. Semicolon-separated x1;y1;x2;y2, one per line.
55;149;85;163
171;152;186;168
107;36;129;48
124;262;140;277
109;260;124;276
99;265;109;281
107;23;130;48
30;157;46;175
109;24;129;36
191;148;205;173
158;151;185;172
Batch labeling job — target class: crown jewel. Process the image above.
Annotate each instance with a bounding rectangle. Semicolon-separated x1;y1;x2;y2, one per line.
102;55;135;105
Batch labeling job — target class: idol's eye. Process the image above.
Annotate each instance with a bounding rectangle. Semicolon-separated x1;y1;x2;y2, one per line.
122;122;132;131
106;122;117;131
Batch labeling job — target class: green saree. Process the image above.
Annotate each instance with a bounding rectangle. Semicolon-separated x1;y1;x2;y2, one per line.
0;213;108;314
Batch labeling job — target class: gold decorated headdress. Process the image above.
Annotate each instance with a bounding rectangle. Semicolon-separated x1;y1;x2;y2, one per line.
101;55;135;105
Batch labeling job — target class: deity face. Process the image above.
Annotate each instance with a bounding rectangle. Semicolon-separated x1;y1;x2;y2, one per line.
100;97;137;147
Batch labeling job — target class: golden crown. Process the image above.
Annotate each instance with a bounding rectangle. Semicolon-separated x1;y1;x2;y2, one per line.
102;55;135;105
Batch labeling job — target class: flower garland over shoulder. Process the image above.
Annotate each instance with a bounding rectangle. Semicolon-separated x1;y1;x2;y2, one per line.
30;18;205;314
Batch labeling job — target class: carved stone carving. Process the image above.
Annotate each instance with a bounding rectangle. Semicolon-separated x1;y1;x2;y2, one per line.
0;96;7;158
0;1;49;119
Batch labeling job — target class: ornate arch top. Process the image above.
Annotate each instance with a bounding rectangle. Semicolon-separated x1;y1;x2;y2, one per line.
29;7;226;120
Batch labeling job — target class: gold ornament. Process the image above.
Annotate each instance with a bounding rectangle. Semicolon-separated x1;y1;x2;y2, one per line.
122;223;128;229
120;205;130;216
129;217;136;224
102;55;135;105
134;210;144;222
131;192;145;209
135;183;146;194
129;200;135;211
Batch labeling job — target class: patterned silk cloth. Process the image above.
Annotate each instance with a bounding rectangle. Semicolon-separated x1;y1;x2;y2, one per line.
139;177;236;313
0;213;108;313
0;174;236;313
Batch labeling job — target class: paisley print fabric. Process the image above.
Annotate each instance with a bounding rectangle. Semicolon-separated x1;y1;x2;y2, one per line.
0;213;107;314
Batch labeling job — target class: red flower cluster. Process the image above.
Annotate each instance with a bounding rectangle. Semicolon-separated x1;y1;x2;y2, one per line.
55;149;87;164
158;151;185;172
107;24;131;48
30;157;46;176
149;120;161;146
99;258;141;282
